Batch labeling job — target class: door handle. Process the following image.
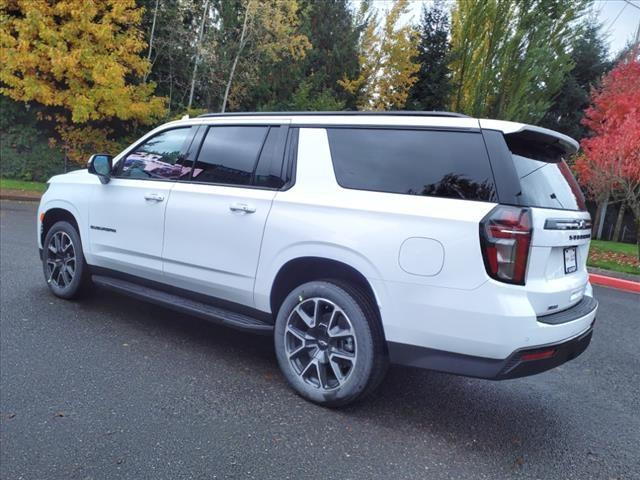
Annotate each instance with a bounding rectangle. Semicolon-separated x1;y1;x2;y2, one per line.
229;203;256;214
144;193;164;202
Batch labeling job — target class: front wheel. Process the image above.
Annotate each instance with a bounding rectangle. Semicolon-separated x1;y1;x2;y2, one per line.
42;221;91;299
274;280;388;407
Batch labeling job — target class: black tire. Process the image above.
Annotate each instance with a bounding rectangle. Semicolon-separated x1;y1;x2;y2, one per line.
42;221;91;299
274;280;388;407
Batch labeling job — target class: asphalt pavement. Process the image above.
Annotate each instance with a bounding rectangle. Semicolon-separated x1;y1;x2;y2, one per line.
1;200;639;480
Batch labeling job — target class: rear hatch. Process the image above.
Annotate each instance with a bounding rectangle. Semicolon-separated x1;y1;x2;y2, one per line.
504;129;591;317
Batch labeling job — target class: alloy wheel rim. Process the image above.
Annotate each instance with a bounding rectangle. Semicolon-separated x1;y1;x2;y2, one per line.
284;297;357;391
46;231;76;288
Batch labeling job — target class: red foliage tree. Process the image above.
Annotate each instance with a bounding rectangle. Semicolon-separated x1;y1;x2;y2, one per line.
575;52;640;256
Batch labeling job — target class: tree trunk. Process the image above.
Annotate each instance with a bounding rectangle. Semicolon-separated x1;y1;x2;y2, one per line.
187;0;209;110
593;197;608;240
221;1;251;113
612;202;626;242
143;0;160;83
168;73;173;114
629;202;640;261
596;194;609;240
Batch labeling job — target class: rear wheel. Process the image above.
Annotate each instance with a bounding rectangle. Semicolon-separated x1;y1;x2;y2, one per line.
274;280;387;407
42;221;91;299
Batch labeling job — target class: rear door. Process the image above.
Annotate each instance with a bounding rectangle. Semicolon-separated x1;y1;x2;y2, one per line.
162;122;290;306
495;129;591;316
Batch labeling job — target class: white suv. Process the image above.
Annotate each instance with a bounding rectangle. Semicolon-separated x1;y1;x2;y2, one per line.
37;112;597;406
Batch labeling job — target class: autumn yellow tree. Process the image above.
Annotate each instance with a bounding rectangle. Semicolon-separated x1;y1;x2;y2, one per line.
340;0;419;110
0;0;166;162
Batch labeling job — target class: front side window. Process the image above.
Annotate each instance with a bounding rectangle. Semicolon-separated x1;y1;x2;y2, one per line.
117;128;193;180
327;128;497;202
192;126;269;186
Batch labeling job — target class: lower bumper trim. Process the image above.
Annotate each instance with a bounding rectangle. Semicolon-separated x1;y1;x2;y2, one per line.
388;324;594;380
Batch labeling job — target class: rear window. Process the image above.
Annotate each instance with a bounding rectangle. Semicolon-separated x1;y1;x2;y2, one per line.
507;136;586;211
327;128;496;202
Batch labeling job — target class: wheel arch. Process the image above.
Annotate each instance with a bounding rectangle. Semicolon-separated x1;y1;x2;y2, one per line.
41;206;81;247
269;256;384;333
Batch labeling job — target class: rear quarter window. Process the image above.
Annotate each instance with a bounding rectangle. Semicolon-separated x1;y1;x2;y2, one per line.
326;128;497;202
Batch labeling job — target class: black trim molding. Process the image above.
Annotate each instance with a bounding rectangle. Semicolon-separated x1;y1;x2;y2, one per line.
88;266;273;325
388;324;594;380
544;218;592;230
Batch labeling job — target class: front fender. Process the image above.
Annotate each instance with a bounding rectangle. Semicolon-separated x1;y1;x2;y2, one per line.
37;198;86;251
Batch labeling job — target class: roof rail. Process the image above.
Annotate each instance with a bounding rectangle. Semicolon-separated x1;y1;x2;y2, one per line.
196;110;469;119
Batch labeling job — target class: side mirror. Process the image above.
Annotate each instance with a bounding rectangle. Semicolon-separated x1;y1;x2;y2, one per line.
88;154;113;184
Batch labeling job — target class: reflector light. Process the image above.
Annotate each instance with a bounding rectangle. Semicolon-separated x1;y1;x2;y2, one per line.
521;349;556;361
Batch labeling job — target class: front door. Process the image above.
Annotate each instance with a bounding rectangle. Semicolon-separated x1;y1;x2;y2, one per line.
88;126;195;279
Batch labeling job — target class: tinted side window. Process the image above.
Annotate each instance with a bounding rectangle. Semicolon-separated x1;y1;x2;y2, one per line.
254;127;287;189
327;128;496;201
118;128;193;180
192;126;268;186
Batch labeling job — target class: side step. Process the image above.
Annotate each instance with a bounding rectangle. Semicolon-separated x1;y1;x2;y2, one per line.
92;275;273;334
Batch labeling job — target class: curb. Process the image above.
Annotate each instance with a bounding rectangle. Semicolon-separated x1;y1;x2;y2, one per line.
0;194;42;202
589;273;640;294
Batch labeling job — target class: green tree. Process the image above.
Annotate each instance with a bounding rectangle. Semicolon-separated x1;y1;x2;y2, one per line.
139;0;221;113
0;96;65;181
254;0;361;111
294;0;360;108
1;0;166;162
406;0;452;111
540;19;611;139
261;80;345;111
449;0;588;122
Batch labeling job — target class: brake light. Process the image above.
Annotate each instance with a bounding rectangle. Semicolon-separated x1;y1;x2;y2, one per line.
479;205;532;285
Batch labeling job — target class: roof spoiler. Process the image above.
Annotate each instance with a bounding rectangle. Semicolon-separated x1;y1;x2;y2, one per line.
479;119;579;156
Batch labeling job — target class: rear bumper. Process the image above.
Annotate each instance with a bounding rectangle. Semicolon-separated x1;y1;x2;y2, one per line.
388;322;594;380
376;274;598;360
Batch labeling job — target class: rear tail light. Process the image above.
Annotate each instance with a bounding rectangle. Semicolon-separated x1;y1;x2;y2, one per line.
480;205;532;285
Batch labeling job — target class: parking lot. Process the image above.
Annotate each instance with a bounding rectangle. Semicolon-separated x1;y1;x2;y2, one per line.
1;200;639;479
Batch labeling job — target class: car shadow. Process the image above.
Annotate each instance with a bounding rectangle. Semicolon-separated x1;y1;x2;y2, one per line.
344;366;563;458
61;285;567;462
74;285;277;363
